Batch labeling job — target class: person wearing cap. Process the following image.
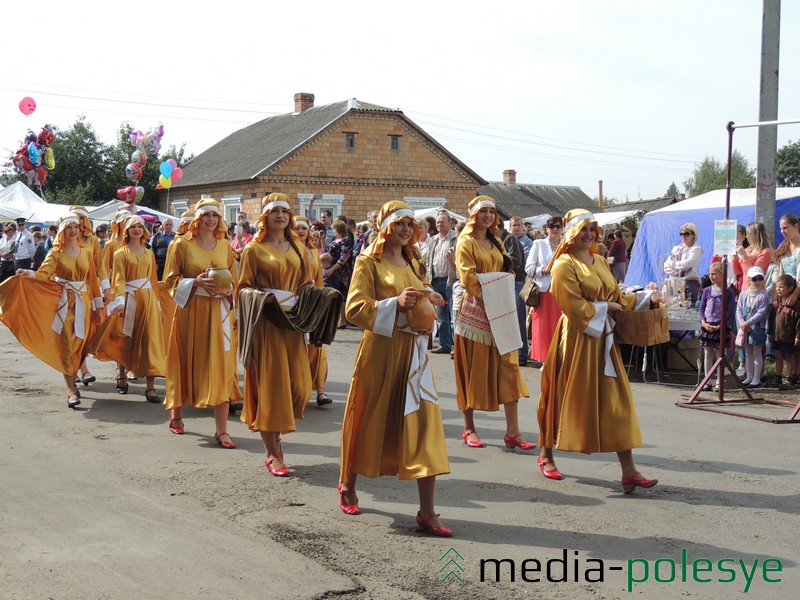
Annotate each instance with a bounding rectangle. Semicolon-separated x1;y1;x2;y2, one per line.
663;222;703;303
735;266;769;388
453;196;532;452
88;215;167;402
237;194;315;476
338;200;451;536
0;216;103;409
12;217;35;272
294;214;331;407
537;209;661;493
69;205;110;386
162;198;242;447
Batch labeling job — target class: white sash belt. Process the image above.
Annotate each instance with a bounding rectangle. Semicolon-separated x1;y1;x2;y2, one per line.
264;288;297;310
398;314;439;416
52;278;88;339
195;287;232;351
122;278;152;337
603;315;618;378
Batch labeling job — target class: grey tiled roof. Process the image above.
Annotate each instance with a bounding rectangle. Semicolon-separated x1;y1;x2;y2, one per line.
175;99;484;188
602;196;679;213
477;182;598;219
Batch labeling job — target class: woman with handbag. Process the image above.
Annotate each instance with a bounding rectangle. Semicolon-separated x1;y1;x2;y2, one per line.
454;196;532;451
524;215;564;365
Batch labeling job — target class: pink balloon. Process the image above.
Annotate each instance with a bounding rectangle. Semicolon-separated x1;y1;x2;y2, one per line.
19;97;36;115
167;159;177;168
171;167;183;183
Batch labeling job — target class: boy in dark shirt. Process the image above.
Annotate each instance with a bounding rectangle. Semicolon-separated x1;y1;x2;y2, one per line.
774;274;800;389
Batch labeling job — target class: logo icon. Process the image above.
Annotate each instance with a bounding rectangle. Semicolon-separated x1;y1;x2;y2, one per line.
439;547;465;584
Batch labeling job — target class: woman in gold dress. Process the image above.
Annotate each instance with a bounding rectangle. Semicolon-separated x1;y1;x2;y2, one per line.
0;216;102;408
537;209;660;493
90;215;166;402
453;196;532;450
162;198;242;448
339;200;452;537
238;194;313;476
294;215;332;407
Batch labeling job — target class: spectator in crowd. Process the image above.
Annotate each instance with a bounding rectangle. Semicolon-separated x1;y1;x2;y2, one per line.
664;222;703;303
44;224;58;251
499;220;529;365
607;230;628;282
95;224;108;250
425;210;457;355
32;232;46;270
698;261;736;391
12;217;35;271
524;222;534;239
150;218;176;280
509;216;533;262
310;221;327;253
732;222;773;294
416;217;431;264
774;213;800;378
736;266;769;388
774;274;800;390
0;223;17;282
321;210;334;245
231;219;253;263
327;220;353;328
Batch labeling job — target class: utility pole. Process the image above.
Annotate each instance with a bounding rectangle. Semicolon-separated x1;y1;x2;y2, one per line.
756;0;780;238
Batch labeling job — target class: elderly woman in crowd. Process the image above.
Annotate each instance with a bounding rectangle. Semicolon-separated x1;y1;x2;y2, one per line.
664;222;703;303
327;219;353;328
162;198;242;447
0;216;102;408
454;195;532;451
525;215;564;365
338;200;451;536
537;209;660;492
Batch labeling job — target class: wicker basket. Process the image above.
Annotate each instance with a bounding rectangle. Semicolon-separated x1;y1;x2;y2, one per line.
613;305;669;347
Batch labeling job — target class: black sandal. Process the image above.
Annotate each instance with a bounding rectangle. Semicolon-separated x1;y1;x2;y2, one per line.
81;373;96;386
316;392;332;406
116;378;129;395
144;388;160;403
67;392;81;409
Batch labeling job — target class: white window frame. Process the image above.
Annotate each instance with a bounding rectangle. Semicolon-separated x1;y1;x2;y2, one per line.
403;196;448;210
297;193;344;222
221;195;243;225
171;199;188;218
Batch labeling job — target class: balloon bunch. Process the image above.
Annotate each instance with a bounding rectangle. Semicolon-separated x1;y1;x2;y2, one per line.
12;125;55;187
157;159;183;190
117;125;164;206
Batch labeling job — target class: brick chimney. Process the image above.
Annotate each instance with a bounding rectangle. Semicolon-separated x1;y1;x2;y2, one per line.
294;93;315;113
503;169;517;185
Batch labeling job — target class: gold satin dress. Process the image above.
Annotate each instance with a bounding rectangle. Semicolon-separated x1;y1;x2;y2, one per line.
339;256;450;481
306;248;328;390
0;247;101;376
238;241;313;433
163;237;242;409
454;235;529;411
538;252;643;453
89;247;167;377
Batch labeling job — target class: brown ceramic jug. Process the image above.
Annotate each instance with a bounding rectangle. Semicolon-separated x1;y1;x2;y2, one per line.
406;290;436;332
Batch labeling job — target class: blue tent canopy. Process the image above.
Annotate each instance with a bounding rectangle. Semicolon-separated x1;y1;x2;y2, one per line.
625;188;800;287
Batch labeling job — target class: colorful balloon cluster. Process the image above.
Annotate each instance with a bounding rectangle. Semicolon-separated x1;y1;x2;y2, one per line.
12;125;55;187
157;159;183;190
117;125;164;205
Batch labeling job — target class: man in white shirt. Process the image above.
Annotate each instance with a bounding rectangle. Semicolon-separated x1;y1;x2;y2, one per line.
13;217;35;271
425;210;457;353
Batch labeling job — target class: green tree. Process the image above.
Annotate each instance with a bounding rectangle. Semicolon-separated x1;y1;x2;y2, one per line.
777;139;800;187
683;150;755;197
665;182;680;198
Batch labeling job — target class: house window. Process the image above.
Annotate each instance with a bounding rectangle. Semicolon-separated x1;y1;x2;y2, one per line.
345;132;356;149
297;193;344;222
171;200;188;218
221;195;243;224
390;135;401;151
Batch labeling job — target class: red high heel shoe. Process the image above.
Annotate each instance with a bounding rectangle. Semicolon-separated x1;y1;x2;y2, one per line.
537;456;563;480
265;458;289;477
214;432;236;449
461;430;485;448
168;410;184;435
621;472;658;494
504;433;536;451
337;483;360;515
416;512;453;538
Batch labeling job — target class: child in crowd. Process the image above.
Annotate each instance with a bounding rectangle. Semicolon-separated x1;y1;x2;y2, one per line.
736;266;769;388
320;252;340;289
773;274;800;390
699;262;736;391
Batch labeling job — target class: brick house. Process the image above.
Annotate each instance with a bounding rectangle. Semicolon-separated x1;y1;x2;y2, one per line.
160;93;486;224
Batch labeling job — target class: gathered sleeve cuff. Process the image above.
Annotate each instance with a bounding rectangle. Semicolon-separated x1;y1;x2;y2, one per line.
174;277;195;308
585;301;607;338
107;296;124;312
374;297;398;337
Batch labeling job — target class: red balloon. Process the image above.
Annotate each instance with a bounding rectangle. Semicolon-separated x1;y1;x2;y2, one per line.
125;163;143;183
34;166;48;185
18;97;36;115
156;184;163;190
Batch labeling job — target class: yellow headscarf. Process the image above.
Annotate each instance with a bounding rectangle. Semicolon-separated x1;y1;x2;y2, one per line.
360;200;420;263
254;193;299;243
459;195;502;239
177;209;193;236
121;215;152;245
109;208;133;242
52;216;85;251
546;208;603;271
293;215;313;249
68;204;93;238
186;198;228;240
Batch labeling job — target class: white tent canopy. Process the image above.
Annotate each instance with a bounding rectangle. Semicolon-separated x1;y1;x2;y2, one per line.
595;210;638;227
413;206;467;223
0;181;72;224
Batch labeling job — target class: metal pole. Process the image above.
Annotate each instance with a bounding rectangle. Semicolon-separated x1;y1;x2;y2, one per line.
755;0;781;239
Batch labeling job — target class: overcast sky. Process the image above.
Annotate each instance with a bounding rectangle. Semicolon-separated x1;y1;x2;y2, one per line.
2;0;798;204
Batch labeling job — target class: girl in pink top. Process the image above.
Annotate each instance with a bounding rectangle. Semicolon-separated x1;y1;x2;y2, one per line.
732;222;774;294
